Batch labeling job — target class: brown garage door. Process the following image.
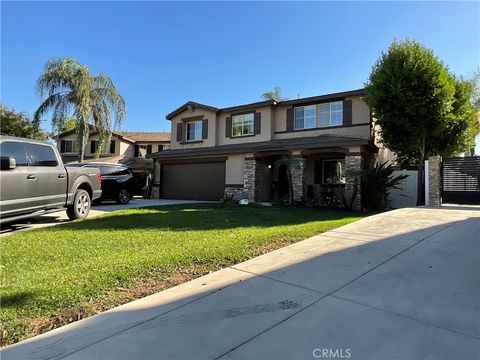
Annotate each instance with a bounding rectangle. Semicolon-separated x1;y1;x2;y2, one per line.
161;162;226;201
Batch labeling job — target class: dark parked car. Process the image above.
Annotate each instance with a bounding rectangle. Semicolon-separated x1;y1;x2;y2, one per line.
0;136;102;224
70;163;138;204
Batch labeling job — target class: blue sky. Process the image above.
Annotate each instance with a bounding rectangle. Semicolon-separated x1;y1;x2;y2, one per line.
2;1;479;139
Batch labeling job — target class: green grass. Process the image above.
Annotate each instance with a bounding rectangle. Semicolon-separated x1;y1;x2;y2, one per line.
0;204;363;345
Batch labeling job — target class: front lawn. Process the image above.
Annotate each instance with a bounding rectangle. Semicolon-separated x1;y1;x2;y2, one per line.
0;204;363;346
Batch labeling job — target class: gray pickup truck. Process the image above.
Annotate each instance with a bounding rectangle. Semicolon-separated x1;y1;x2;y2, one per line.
0;136;102;224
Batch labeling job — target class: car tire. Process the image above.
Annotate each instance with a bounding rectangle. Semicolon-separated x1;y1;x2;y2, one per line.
66;189;91;220
116;189;131;205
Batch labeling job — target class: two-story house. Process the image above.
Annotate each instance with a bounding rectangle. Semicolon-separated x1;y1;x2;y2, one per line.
148;89;391;209
57;127;170;171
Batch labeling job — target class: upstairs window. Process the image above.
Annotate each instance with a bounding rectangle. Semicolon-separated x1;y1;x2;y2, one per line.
90;140;115;154
186;121;202;141
320;101;343;127
232;113;254;137
90;140;99;154
109;140;116;154
294;105;316;130
60;140;79;153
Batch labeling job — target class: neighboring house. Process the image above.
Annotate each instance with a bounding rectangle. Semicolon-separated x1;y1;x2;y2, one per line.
57;127;170;171
148;88;392;209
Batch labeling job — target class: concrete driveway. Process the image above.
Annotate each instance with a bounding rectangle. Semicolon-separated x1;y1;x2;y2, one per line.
0;198;206;236
2;207;479;359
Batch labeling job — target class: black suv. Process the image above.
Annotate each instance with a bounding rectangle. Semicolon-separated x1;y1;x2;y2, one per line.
71;163;137;205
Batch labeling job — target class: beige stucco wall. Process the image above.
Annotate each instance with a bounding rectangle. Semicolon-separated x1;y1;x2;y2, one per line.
225;154;245;184
57;133;79;154
273;124;371;140
58;133;134;159
168;96;372;150
170;108;217;150
350;96;370;125
119;140;134;160
216;106;273;146
135;142;169;157
273;95;370;133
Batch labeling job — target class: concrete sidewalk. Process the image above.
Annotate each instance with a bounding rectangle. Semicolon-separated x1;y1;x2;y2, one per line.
2;207;479;359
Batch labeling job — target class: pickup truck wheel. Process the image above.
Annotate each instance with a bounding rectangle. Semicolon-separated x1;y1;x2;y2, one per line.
67;189;91;220
116;189;131;205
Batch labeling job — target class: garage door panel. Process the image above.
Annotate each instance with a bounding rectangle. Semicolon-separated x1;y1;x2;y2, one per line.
161;162;226;201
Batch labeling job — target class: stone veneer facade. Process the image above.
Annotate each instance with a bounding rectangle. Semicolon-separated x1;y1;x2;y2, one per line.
290;156;306;203
344;154;363;211
150;159;161;199
428;155;442;206
224;185;245;202
243;158;261;202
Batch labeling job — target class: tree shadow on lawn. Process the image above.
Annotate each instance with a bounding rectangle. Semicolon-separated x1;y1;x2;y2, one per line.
59;204;362;233
1;292;36;308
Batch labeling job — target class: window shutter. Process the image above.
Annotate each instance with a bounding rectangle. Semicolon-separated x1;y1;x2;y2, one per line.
343;100;352;126
286;108;294;132
134;145;139;157
147;144;152;154
202;119;208;139
226;117;232;138
90;141;96;154
60;140;66;153
176;123;184;142
254;112;261;135
110;140;116;154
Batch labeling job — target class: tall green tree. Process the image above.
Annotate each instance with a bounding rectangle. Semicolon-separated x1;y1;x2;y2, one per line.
364;39;477;205
261;86;288;101
0;104;47;140
34;58;126;161
467;67;480;155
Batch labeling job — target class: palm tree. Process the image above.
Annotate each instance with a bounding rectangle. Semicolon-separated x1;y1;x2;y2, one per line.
261;86;288;102
34;58;126;161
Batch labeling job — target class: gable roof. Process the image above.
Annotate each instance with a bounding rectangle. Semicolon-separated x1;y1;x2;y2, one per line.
58;125;170;144
165;88;365;120
117;131;170;142
148;134;372;160
165;101;219;120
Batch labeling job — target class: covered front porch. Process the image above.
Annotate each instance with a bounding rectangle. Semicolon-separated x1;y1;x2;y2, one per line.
250;146;370;210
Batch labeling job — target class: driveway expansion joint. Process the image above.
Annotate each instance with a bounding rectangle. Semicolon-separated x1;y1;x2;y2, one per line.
328;294;480;341
216;221;457;359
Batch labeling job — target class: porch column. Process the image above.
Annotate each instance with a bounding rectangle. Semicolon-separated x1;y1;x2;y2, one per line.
345;153;363;211
150;159;161;199
244;157;260;202
428;155;442;206
291;155;306;203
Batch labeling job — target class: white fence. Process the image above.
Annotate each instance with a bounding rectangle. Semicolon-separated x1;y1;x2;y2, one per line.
387;170;418;208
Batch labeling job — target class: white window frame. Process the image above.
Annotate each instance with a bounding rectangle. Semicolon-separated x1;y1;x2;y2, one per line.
319;101;343;127
186;121;203;141
294;105;316;130
61;139;79;154
232;113;254;137
322;159;346;185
